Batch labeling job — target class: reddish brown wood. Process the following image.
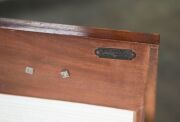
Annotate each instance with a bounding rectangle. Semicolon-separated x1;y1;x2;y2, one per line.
0;18;160;122
144;46;159;122
0;18;160;44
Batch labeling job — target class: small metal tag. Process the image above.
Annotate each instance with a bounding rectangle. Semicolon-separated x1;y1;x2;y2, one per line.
95;48;136;60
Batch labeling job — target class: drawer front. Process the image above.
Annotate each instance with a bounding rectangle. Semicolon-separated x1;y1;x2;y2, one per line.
0;29;150;111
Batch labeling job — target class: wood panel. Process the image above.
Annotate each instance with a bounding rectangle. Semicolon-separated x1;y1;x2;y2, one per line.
0;18;160;122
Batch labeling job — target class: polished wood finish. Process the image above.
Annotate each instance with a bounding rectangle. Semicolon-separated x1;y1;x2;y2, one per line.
0;18;159;122
0;18;160;44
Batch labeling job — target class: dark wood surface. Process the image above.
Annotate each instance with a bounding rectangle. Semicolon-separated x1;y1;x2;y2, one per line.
0;18;159;122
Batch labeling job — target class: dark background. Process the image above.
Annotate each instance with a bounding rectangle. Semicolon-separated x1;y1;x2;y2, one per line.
0;0;180;121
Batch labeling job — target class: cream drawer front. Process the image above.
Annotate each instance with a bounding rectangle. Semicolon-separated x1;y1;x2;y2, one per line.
0;94;134;122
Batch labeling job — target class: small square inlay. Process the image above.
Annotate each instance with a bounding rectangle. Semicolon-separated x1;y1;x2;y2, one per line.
60;69;70;78
25;66;34;75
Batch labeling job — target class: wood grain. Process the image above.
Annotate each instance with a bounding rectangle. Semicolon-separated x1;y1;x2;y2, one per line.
0;18;160;44
0;18;159;122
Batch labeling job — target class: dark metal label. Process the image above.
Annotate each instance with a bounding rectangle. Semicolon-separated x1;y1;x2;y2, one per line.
95;48;136;60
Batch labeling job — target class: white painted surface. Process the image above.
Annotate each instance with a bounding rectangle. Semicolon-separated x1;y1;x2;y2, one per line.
0;94;134;122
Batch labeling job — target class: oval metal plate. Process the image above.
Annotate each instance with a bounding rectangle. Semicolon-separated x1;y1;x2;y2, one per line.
95;48;136;60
